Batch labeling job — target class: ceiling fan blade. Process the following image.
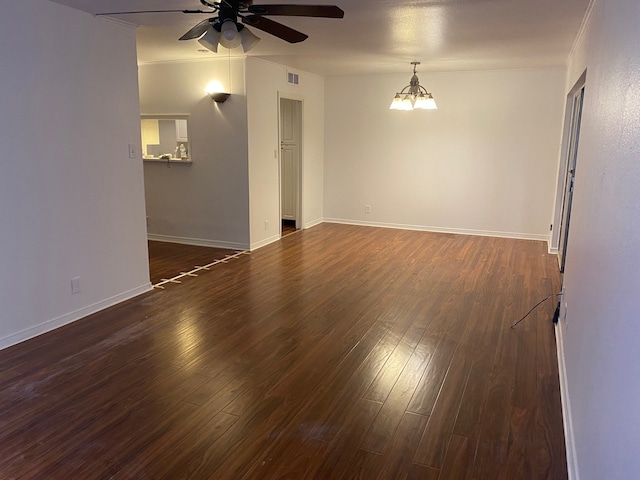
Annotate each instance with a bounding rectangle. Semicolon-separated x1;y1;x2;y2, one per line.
179;18;215;40
96;9;210;16
242;15;308;43
246;4;344;18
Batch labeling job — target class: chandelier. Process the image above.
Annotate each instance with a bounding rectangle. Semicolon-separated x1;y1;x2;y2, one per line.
390;62;437;111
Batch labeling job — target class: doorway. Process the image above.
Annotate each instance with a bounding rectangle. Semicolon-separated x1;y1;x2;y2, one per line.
557;77;585;272
279;97;302;236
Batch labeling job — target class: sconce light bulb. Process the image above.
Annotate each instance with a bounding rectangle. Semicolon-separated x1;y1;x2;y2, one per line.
206;81;225;95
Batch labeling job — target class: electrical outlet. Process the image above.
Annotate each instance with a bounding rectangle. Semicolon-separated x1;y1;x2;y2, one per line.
365;205;371;214
265;220;269;230
71;277;81;294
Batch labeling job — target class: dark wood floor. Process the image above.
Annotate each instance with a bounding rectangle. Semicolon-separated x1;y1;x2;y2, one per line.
148;240;238;285
282;220;297;236
0;224;566;479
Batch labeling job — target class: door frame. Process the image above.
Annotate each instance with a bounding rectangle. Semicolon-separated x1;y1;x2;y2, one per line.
277;93;304;236
550;70;586;271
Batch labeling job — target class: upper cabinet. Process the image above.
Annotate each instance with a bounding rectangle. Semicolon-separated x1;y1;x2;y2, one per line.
175;119;188;143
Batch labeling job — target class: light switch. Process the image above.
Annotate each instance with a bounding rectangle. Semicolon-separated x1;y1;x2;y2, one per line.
128;144;138;159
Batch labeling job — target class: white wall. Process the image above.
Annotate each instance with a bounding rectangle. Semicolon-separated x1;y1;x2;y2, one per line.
0;0;150;349
246;58;325;250
324;68;566;240
557;0;640;478
139;59;249;249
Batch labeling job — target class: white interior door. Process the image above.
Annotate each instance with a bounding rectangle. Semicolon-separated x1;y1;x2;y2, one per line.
558;85;585;272
280;98;302;229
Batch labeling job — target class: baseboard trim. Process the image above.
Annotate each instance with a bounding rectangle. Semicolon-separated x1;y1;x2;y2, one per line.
147;233;248;251
323;218;549;242
304;217;324;229
250;234;281;251
548;234;559;254
0;283;152;351
555;323;580;480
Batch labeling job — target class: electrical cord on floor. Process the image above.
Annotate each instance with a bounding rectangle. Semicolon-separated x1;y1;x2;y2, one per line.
511;293;563;328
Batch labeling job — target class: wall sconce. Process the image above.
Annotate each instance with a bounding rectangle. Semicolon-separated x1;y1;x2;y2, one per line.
206;81;230;104
210;92;230;103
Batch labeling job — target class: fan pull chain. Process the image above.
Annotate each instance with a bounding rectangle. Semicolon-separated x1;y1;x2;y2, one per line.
228;48;231;94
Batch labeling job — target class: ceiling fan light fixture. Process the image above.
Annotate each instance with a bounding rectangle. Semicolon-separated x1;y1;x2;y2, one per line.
239;26;261;52
198;25;220;52
105;2;345;51
219;19;241;49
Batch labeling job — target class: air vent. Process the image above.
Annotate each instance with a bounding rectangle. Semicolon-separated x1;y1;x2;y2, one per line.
287;71;300;86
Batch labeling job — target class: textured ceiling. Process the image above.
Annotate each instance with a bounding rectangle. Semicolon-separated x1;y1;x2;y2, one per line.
49;0;591;76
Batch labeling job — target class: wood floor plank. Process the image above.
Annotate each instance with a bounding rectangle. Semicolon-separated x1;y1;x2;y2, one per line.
339;449;384;480
452;344;494;439
438;434;476;480
126;410;240;480
360;341;432;454
513;328;538;409
413;349;474;469
244;302;426;472
0;224;568;479
10;397;197;479
406;464;441;480
0;352;189;468
245;436;330;480
100;409;239;480
471;317;519;478
267;295;432;450
172;395;286;480
372;412;430;480
311;399;383;479
406;337;457;416
497;406;536;480
534;374;569;480
363;324;425;403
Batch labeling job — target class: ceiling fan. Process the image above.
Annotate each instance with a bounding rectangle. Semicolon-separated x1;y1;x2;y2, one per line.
96;0;344;52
